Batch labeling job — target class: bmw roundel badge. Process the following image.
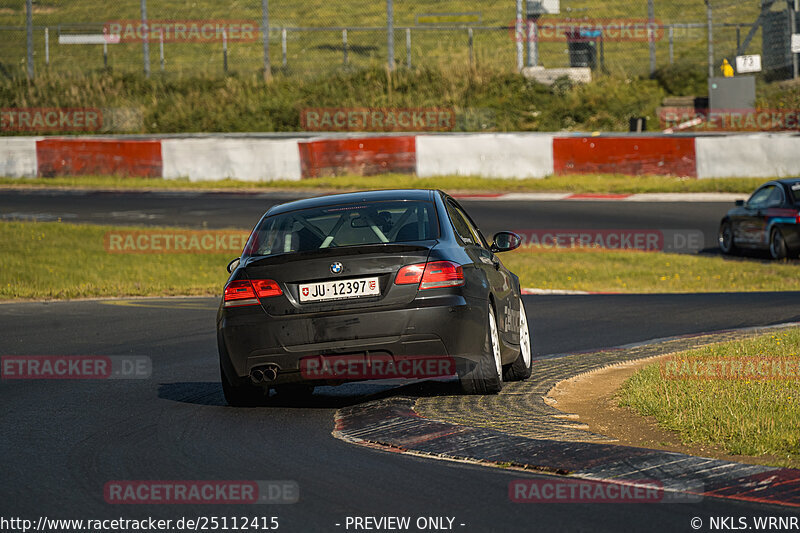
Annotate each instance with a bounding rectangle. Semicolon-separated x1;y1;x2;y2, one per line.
330;262;343;274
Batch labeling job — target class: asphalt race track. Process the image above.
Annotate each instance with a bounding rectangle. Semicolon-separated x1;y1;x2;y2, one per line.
0;189;731;250
1;294;799;532
2;189;799;532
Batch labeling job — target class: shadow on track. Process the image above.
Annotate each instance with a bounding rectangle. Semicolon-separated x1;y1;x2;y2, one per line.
158;379;464;409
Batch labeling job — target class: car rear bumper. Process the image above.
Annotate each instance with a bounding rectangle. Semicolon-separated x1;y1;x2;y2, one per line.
218;294;489;386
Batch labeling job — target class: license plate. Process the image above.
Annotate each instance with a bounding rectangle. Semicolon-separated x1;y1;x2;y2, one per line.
298;277;380;302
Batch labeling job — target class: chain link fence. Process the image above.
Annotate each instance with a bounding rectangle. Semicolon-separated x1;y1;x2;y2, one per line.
0;1;797;81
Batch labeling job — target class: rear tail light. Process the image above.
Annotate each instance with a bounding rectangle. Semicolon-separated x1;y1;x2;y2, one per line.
223;279;282;307
395;263;426;285
421;261;464;289
395;261;464;290
251;279;283;298
796;212;800;224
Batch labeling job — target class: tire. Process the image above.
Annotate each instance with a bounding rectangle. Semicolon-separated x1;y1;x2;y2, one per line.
719;220;737;255
459;305;503;395
504;302;532;382
769;227;788;260
220;362;267;407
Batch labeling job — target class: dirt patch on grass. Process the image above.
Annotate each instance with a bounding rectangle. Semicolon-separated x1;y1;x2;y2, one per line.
546;355;783;467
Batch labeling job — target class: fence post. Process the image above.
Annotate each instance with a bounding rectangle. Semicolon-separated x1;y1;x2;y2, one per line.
26;0;34;79
343;29;348;65
669;25;674;64
468;28;474;67
406;28;411;68
526;17;539;67
516;0;523;72
159;30;165;72
141;0;150;78
45;27;49;67
387;0;395;70
704;0;713;79
648;0;656;76
262;0;272;81
281;28;287;67
223;30;228;74
792;0;799;79
103;41;108;68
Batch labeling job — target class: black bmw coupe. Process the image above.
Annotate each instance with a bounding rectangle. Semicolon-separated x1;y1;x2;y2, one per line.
217;189;532;405
719;178;800;260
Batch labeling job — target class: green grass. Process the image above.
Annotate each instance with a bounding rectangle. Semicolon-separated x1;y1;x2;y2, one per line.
1;0;755;27
4;221;800;300
1;221;236;299
0;0;758;79
502;247;800;293
0;66;668;134
0;174;767;194
3;63;796;135
619;329;800;467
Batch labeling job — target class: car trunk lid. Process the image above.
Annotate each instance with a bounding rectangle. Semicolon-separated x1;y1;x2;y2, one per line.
243;242;433;316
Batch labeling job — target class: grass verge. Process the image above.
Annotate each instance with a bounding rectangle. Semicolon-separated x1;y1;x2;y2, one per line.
2;221;236;299
502;247;800;294
4;221;800;300
0;174;765;195
619;329;800;468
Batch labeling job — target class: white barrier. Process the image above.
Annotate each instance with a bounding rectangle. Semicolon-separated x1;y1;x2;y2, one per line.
416;133;555;179
696;135;800;179
161;138;302;182
0;137;39;178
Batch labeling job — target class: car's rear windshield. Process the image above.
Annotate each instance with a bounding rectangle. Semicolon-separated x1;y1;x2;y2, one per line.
243;200;439;257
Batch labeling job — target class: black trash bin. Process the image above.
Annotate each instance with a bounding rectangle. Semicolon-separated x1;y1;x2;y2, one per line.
565;29;601;69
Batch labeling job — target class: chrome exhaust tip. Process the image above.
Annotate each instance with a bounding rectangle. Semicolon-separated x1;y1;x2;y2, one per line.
250;368;264;385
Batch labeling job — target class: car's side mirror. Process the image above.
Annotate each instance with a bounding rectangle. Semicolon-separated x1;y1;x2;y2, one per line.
227;257;241;273
735;200;745;207
491;231;522;253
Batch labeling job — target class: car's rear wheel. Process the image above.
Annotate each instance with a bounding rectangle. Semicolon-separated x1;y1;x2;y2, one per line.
719;220;737;255
220;362;267;407
460;305;503;395
769;228;788;260
504;303;532;382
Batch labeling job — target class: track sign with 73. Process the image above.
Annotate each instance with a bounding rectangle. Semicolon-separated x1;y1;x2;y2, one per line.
735;55;761;74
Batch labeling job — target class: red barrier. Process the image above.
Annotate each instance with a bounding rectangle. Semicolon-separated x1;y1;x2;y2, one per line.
36;138;162;177
553;137;697;177
298;136;416;178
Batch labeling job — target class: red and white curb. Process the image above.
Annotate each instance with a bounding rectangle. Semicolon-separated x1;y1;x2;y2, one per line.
3;133;799;182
